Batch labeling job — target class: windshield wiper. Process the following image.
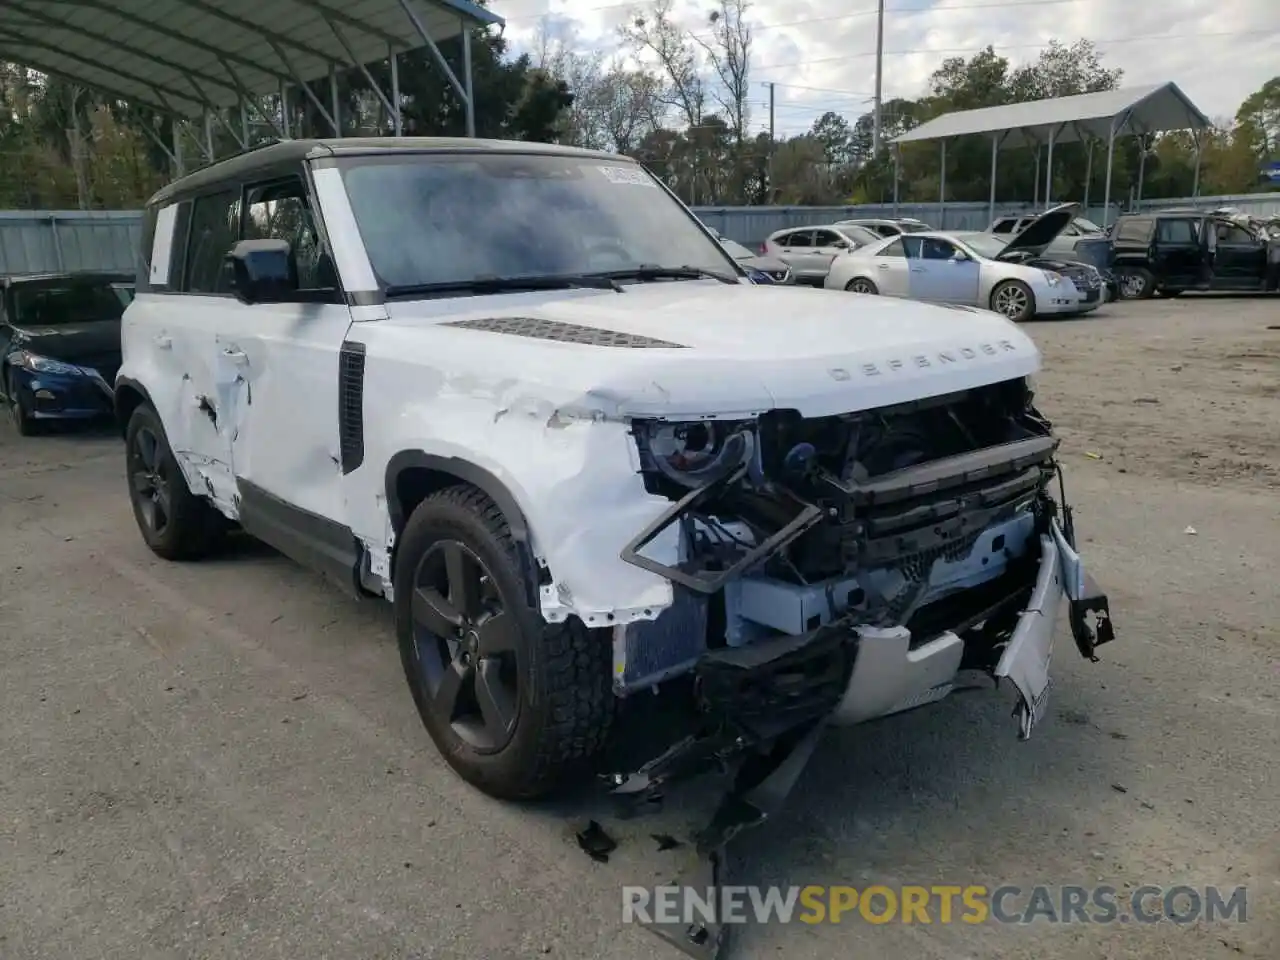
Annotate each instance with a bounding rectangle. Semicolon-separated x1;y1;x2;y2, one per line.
599;264;740;285
384;273;623;298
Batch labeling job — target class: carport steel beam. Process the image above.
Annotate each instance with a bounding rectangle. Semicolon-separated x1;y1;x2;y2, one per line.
0;0;503;168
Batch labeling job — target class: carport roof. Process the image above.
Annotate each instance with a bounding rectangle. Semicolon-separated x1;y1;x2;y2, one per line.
890;82;1210;149
0;0;503;121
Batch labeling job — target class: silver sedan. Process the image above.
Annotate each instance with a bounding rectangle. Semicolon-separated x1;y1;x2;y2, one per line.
824;230;1103;322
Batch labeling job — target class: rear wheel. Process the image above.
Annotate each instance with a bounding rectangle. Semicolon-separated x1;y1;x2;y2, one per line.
394;485;613;800
125;404;225;560
6;371;36;436
1119;268;1155;300
990;280;1036;322
845;277;879;295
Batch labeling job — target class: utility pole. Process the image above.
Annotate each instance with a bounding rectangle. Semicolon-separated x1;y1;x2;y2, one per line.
765;81;776;202
872;0;885;156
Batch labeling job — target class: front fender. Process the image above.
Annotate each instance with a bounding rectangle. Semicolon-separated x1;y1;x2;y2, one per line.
367;403;681;627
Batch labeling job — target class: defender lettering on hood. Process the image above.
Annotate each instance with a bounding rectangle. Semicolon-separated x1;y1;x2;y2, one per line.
852;338;1020;378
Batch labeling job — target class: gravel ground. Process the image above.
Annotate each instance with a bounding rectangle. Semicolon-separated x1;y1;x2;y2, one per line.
0;295;1276;959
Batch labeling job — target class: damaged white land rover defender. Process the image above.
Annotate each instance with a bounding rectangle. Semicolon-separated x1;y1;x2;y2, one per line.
117;139;1115;818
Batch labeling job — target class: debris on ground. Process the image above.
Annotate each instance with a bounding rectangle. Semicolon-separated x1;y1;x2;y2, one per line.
575;821;617;863
652;833;683;852
1085;451;1103;460
1185;526;1198;535
1111;783;1128;794
1132;397;1161;404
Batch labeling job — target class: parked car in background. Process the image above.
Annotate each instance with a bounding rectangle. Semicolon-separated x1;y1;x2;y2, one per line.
826;204;1105;322
711;230;794;284
1109;208;1280;299
1;271;132;435
835;217;933;238
989;212;1106;259
763;223;881;284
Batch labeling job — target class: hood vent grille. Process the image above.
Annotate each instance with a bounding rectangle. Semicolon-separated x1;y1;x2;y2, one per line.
445;316;687;349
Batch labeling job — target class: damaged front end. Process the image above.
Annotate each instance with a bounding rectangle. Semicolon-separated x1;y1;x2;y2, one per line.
605;377;1115;957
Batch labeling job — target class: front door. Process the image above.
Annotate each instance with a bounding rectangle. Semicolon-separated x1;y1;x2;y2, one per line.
216;175;353;527
907;236;982;303
1209;220;1267;289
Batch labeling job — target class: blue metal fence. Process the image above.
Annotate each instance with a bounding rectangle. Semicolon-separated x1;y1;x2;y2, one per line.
2;194;1276;274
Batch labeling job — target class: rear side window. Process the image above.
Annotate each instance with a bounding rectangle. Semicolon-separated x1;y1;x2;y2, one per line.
874;224;899;237
1157;218;1197;244
878;238;906;257
1115;217;1153;243
786;232;812;248
183;189;242;294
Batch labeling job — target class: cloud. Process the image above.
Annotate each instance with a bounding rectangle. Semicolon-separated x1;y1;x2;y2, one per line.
493;0;1279;135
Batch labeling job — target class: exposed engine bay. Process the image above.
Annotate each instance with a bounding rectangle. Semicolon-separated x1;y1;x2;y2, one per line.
605;376;1116;959
612;377;1086;696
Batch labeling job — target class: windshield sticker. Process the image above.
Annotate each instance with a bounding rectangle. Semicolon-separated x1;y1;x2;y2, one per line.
597;165;657;187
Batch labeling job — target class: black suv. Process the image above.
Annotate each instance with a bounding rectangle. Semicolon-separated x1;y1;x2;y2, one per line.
1110;209;1280;299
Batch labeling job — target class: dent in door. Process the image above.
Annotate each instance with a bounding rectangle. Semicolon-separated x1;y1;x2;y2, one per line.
214;336;252;470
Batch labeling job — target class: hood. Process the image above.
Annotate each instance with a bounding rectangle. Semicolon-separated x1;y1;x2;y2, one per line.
999;202;1080;259
377;281;1039;419
8;319;122;369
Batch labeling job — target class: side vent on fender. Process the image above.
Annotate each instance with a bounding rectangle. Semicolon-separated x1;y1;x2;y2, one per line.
338;341;366;474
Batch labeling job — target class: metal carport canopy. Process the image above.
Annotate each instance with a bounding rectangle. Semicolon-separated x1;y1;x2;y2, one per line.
888;82;1211;226
0;0;504;142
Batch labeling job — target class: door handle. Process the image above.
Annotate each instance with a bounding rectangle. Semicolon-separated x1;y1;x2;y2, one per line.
878;263;890;269
154;335;172;349
910;267;926;273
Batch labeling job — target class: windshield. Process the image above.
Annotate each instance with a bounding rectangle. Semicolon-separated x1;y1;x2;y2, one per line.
837;224;882;246
10;278;127;326
337;153;740;290
720;238;755;260
958;235;1010;259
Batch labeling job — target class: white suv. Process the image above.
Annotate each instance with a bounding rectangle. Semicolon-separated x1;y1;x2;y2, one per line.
116;138;1115;815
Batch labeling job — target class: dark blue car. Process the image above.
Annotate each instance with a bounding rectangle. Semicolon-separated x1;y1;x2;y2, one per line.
1;272;134;435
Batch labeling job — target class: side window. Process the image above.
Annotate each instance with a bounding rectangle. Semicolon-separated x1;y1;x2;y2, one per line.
1157;218;1197;244
1217;223;1254;245
1116;217;1153;243
169;201;193;290
244;178;336;291
920;237;956;260
787;231;812;248
183;189;241;294
813;230;841;247
874;224;898;237
901;236;924;259
877;238;906;258
992;219;1015;234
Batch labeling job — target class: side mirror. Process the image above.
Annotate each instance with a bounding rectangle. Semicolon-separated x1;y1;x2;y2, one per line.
226;238;298;305
832;239;849;249
950;251;969;262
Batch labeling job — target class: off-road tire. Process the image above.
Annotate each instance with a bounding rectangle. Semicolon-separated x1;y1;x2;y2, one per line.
394;485;613;800
6;371;36;436
990;279;1036;322
1119;267;1155;300
845;277;879;295
125;403;226;560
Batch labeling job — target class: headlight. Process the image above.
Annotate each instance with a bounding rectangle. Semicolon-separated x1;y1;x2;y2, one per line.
635;419;756;488
1039;270;1061;287
12;350;83;376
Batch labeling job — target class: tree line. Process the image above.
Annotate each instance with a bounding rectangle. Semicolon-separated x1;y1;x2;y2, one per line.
0;0;1276;211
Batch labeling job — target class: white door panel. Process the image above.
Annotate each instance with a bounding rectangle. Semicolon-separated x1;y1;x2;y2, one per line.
874;259;910;296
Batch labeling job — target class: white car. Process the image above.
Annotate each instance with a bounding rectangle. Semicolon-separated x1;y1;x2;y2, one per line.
762;223;882;284
835;217;933;238
114;140;1115;853
825;204;1106;322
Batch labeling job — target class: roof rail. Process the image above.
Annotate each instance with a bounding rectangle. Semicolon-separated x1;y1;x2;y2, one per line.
182;137;287;174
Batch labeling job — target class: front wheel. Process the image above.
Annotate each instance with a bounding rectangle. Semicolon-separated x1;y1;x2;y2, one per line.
394;485;613;800
990;280;1036;322
125;404;225;560
1119;268;1155;300
6;371;36;436
845;277;879;295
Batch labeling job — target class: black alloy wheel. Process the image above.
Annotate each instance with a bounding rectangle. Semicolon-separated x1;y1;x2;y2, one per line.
129;422;174;539
410;539;522;753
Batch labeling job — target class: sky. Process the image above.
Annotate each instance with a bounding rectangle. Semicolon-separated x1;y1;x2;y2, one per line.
487;0;1279;137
